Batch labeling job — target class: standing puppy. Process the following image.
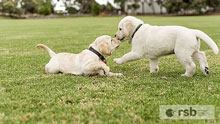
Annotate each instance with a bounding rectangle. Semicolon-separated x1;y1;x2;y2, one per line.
37;35;122;76
114;16;218;77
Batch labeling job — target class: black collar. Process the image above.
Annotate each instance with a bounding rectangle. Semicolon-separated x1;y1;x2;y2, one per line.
131;24;143;38
89;47;107;64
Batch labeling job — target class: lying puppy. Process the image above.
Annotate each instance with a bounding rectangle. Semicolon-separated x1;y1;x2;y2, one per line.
37;35;122;76
114;16;218;77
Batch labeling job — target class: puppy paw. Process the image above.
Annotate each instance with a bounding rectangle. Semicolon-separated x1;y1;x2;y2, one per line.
150;68;159;73
181;73;192;77
115;73;123;76
103;66;110;75
114;58;123;64
204;67;209;75
181;74;186;77
107;72;123;76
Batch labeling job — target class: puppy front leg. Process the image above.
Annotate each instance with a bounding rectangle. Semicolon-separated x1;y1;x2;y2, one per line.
98;65;123;76
96;64;110;76
114;51;143;64
97;64;123;76
106;72;123;76
150;59;159;73
83;62;108;76
84;62;122;76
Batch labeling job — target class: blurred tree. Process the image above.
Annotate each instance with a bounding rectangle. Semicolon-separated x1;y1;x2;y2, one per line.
74;0;93;14
66;7;78;14
165;0;188;13
114;0;125;13
0;0;219;16
165;0;214;14
156;0;165;14
34;0;54;15
99;2;115;13
127;0;140;14
190;0;206;14
1;0;21;15
105;2;115;12
64;0;79;14
0;1;2;11
206;0;220;12
148;0;155;14
2;1;16;14
21;0;37;14
91;0;100;15
20;0;54;15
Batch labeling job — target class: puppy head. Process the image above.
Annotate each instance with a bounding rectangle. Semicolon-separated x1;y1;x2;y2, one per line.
115;16;144;42
93;35;120;56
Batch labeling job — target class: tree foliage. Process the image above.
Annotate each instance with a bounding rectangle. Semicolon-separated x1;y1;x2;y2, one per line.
21;0;37;14
34;0;54;15
165;0;219;14
91;0;100;15
127;0;140;12
0;0;53;15
114;0;125;12
74;0;93;14
66;7;78;14
64;0;79;14
206;0;220;11
1;0;21;15
0;0;219;16
156;0;165;14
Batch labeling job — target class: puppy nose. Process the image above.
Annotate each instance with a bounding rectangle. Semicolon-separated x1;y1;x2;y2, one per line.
114;34;117;37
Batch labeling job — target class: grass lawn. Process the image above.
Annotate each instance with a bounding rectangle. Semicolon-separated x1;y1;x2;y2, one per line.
0;15;220;124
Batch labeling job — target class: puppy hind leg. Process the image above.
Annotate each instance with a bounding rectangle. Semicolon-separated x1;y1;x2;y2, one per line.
192;51;209;75
150;59;159;73
180;58;196;77
45;63;59;74
175;53;196;77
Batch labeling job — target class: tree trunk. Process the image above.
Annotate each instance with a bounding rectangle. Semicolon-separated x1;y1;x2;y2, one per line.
150;0;155;14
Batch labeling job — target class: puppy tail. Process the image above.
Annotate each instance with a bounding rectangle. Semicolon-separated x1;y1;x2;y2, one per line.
193;29;218;55
36;44;56;57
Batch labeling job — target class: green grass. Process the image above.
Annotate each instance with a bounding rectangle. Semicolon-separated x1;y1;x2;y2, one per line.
0;16;220;124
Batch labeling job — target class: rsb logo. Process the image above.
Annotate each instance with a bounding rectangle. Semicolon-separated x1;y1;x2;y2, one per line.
166;107;197;117
160;105;214;119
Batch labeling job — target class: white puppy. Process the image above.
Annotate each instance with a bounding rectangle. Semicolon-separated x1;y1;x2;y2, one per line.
37;35;122;76
114;16;218;77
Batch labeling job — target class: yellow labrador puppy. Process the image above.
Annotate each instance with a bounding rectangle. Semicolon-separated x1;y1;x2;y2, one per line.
37;35;122;76
114;16;218;77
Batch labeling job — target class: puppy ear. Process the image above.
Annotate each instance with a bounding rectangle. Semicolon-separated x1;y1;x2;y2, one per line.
123;20;134;36
99;42;111;56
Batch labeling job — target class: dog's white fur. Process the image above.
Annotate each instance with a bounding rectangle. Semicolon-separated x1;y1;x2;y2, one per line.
37;35;122;76
114;16;218;77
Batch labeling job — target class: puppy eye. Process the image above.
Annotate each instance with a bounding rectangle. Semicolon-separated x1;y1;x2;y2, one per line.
119;28;122;31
